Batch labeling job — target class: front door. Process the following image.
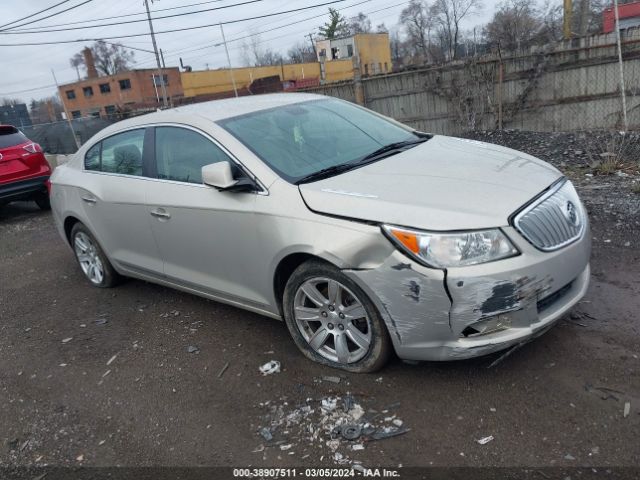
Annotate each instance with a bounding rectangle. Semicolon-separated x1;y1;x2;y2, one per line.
145;126;266;305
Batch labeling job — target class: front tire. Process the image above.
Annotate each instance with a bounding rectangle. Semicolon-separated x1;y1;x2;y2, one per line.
283;260;391;373
70;223;120;288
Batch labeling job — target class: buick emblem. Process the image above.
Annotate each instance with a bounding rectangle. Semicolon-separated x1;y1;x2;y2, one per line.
564;201;580;227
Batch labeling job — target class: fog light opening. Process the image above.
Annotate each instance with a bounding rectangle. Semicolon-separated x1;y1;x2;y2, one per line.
461;314;512;338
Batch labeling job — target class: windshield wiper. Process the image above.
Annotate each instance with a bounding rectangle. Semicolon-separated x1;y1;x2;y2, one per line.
295;163;360;185
355;137;430;164
295;135;431;185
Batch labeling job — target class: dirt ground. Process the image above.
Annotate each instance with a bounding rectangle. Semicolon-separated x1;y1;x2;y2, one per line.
1;153;639;478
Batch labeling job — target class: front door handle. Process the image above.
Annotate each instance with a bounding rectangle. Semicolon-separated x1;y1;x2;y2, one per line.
150;208;171;219
82;196;97;204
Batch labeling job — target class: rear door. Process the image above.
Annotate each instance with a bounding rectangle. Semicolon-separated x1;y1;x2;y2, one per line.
79;128;164;277
145;125;264;304
0;126;46;184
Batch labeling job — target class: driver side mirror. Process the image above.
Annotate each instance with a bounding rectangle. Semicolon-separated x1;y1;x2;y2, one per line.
202;161;258;193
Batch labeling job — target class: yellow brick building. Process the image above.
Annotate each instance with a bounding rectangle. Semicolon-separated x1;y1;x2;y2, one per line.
180;33;391;99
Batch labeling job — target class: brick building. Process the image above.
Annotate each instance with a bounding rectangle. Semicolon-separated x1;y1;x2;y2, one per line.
59;49;183;119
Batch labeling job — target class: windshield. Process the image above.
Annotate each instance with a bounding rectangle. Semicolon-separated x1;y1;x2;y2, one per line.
219;99;419;183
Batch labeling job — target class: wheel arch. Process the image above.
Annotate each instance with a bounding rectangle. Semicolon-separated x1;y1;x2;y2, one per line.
63;215;82;245
273;252;337;317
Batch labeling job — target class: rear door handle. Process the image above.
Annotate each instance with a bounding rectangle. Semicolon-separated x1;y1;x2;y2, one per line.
150;208;171;219
82;196;97;204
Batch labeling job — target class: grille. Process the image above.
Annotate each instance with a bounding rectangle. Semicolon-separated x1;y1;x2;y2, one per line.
514;180;585;251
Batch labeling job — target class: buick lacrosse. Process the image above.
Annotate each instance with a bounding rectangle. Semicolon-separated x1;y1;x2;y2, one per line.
51;93;590;372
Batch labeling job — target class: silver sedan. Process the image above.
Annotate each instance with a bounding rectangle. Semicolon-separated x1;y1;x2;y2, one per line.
50;93;590;372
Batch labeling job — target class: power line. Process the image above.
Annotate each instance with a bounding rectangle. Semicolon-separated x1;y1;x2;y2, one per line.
0;0;350;46
0;0;73;30
3;0;228;32
142;0;400;65
0;84;57;96
0;0;96;33
0;0;269;35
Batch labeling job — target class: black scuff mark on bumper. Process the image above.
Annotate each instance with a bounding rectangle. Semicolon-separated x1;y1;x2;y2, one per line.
404;280;421;302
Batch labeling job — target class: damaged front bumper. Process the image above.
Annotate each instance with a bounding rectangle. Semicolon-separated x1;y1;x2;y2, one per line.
344;225;590;362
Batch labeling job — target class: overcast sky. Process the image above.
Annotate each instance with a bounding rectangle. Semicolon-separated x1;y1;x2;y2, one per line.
0;0;498;105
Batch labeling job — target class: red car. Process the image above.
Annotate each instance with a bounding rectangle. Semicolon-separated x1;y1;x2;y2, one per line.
0;125;51;210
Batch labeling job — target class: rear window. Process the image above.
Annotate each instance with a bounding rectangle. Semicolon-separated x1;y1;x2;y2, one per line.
0;126;28;149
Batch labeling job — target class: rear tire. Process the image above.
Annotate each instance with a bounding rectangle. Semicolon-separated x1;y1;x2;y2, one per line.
34;192;50;210
70;222;121;288
283;260;391;373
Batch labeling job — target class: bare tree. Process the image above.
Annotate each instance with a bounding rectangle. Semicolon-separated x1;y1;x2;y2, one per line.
347;12;372;34
288;41;316;63
70;40;135;77
399;0;433;62
69;53;84;80
1;98;21;106
376;23;389;33
241;33;284;67
484;0;542;52
430;0;482;60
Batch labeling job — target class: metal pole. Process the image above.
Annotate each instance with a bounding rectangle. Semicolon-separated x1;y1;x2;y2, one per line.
144;0;168;108
219;23;238;97
563;0;572;39
613;0;628;131
51;69;80;150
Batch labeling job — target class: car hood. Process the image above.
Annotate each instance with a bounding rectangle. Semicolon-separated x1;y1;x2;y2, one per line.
298;135;562;231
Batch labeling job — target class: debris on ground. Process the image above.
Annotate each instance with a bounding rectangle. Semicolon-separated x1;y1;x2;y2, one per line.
476;435;494;445
487;342;528;368
106;354;118;366
322;376;341;384
256;394;407;465
187;345;200;354
584;383;625;401
94;318;108;326
259;360;281;376
624;402;631;418
61;337;73;344
217;361;230;378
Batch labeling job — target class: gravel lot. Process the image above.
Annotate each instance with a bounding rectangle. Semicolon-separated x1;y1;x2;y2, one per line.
1;132;639;477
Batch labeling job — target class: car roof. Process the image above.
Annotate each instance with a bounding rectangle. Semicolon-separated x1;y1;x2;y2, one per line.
170;92;325;122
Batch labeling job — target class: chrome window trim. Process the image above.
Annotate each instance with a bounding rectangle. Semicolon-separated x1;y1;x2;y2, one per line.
82;122;269;195
513;178;586;252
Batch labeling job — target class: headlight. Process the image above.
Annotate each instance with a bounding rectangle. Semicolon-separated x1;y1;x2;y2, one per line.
382;225;519;268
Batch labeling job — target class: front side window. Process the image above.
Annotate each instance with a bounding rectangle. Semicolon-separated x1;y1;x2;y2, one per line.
84;129;144;176
219;99;417;183
155;127;231;184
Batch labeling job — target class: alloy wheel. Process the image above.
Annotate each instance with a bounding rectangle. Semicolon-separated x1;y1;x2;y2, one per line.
293;277;372;364
74;232;105;285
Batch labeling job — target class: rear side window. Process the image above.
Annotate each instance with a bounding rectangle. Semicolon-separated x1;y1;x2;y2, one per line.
155;126;231;184
0;126;28;148
84;129;145;176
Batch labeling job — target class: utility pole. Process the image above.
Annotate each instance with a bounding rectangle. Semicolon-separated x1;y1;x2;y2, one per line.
219;23;238;98
51;69;80;150
159;48;166;68
613;0;628;130
306;33;317;58
563;0;572;39
144;0;168;108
